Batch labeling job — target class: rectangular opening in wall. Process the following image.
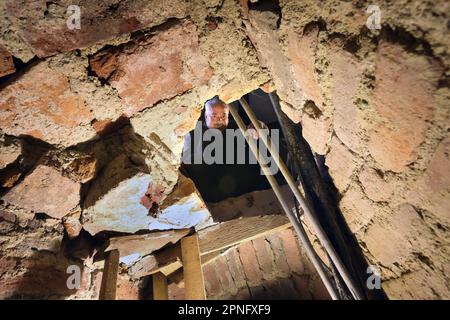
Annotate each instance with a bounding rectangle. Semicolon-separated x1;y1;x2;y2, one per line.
179;88;305;222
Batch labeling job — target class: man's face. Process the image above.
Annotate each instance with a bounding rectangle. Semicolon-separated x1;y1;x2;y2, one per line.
205;103;229;130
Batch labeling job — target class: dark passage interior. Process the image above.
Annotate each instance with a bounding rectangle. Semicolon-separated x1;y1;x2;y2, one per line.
180;89;293;204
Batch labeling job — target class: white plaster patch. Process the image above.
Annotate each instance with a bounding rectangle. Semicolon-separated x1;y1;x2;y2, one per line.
148;196;212;230
120;253;141;266
83;173;153;234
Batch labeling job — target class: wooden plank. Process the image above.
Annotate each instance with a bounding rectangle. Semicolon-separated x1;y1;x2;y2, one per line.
129;244;182;279
99;249;119;300
198;215;290;255
160;260;182;277
181;233;205;300
105;229;190;257
152;272;169;300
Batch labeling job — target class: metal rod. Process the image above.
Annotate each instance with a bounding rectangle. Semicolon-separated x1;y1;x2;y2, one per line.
240;96;364;300
228;103;340;300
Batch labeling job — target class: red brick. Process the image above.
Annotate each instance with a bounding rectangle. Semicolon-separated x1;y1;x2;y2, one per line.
168;282;185;300
302;113;332;155
62;211;82;239
0;210;16;223
0;143;21;170
202;260;223;297
0;253;79;299
310;275;331;300
287;24;324;108
248;285;268;299
292;274;313;300
406;138;450;224
91;115;129;137
368;41;444;172
225;248;247;289
235;286;251;300
244;9;305;123
3;165;80;219
358;165;394;202
329;41;364;153
325;136;357;191
238;242;263;285
5;0;190;57
0;45;15;77
278;229;304;274
266;233;291;277
340;186;376;233
0;256;18;274
277;277;301;299
0;62;95;146
214;255;237;296
252;237;276;280
90;20;212;117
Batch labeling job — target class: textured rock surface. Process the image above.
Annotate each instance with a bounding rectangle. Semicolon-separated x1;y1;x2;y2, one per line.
0;44;15;77
0;138;20;170
90;20;212;117
0;62;96;147
5;0;191;58
0;0;448;300
406;138;450;225
2;165;80;219
368;41;444;172
239;0;449;299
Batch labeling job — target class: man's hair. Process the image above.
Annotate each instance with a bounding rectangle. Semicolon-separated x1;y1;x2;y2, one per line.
204;95;227;110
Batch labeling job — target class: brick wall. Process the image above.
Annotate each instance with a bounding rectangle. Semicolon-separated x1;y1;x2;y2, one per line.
168;228;330;300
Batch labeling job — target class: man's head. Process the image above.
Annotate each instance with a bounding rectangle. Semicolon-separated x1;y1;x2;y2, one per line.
204;96;229;130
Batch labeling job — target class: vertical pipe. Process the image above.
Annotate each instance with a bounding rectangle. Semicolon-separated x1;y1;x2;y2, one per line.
266;93;364;300
241;95;364;300
228;104;339;300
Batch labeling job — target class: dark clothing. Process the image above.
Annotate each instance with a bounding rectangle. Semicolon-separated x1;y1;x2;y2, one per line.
180;121;270;203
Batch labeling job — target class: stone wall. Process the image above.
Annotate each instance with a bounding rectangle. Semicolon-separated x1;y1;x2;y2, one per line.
0;0;448;299
242;0;449;299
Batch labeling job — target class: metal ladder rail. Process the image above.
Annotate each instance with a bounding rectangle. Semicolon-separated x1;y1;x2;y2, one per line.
228;103;340;300
237;96;364;300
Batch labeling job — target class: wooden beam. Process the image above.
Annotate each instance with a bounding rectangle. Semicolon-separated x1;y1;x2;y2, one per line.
129;244;182;279
99;249;119;300
96;229;190;261
198;215;290;255
152;272;169;300
181;233;205;300
131;216;291;281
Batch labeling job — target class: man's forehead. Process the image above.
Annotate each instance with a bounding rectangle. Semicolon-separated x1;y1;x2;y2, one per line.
205;103;229;113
